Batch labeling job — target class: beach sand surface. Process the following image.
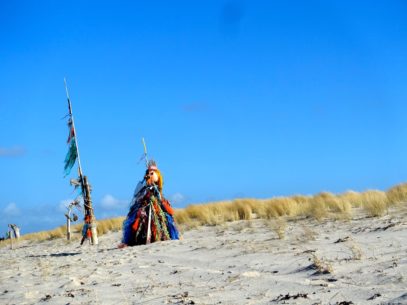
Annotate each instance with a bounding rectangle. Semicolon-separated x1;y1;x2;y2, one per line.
1;208;407;305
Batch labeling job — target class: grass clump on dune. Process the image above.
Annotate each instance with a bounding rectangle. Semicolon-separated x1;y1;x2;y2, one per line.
360;190;389;217
386;182;407;205
339;191;363;208
96;217;125;235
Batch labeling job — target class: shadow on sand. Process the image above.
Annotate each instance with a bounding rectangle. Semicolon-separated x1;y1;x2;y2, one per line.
27;252;81;258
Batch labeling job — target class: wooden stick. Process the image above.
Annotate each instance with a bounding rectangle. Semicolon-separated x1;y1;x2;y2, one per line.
66;214;71;241
146;204;152;244
8;228;13;250
142;137;149;166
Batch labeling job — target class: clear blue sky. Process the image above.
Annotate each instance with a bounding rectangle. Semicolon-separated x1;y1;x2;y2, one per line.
1;1;407;234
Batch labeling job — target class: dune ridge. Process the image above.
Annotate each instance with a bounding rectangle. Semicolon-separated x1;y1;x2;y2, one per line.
4;182;406;244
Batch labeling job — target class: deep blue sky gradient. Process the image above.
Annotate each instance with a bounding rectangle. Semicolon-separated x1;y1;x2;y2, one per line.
1;1;407;233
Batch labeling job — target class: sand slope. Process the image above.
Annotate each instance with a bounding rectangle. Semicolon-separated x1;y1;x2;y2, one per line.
1;209;407;305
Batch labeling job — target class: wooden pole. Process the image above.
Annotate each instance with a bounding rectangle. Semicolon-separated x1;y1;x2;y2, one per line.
142;137;151;245
66;211;71;241
83;176;98;245
64;79;98;245
142;137;149;166
66;217;71;240
146;204;152;244
8;226;13;250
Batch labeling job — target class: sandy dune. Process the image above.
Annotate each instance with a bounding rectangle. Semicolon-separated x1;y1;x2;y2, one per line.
1;209;407;305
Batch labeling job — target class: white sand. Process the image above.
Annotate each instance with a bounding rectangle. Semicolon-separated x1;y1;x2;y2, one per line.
1;208;407;305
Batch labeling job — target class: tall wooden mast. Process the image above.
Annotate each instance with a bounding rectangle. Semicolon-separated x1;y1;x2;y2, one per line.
64;79;98;245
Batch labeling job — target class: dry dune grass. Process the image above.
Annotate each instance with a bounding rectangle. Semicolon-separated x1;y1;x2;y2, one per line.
291;195;312;204
174;200;254;229
175;183;407;228
96;217;125;235
359;190;389;217
311;254;334;274
339;190;363;207
0;217;125;246
306;192;352;220
18;225;69;242
306;192;329;220
261;197;300;218
264;218;287;239
5;182;407;244
386;182;407;205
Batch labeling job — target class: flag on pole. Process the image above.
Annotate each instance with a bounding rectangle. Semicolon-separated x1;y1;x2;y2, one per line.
64;118;77;176
67;118;75;143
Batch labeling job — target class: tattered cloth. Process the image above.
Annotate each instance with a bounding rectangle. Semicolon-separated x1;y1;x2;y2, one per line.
64;138;77;176
64;118;77;177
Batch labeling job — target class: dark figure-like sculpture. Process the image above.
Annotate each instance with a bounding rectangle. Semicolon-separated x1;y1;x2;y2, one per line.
119;160;179;247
